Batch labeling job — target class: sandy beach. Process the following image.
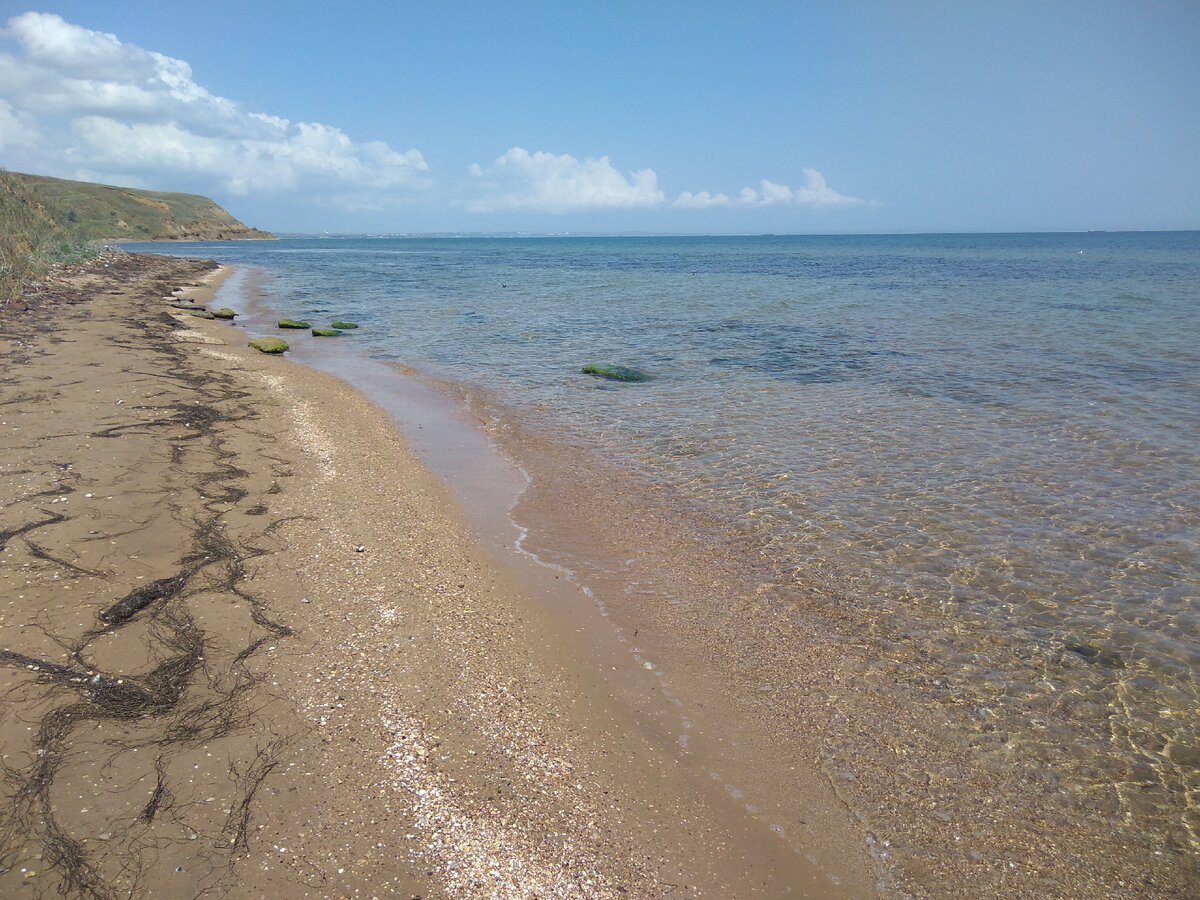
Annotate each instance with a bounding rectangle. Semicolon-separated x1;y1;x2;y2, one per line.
3;250;1198;900
0;251;881;898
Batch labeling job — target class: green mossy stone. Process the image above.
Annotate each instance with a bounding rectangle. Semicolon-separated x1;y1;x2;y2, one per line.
311;328;343;336
191;310;216;319
330;320;359;329
172;300;205;311
278;319;311;329
211;308;237;319
249;337;289;354
581;363;649;382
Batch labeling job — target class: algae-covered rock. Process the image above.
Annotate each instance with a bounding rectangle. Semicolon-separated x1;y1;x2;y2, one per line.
331;320;359;329
582;363;649;382
191;310;216;319
172;300;206;311
211;308;237;319
1066;642;1126;669
249;337;289;354
278;319;310;329
311;328;343;337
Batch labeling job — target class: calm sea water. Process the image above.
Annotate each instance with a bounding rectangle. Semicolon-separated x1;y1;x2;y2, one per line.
130;232;1200;850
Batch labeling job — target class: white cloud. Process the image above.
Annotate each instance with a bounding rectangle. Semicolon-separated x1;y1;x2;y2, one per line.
0;97;35;150
0;12;871;226
674;169;863;209
464;147;665;213
0;12;426;203
464;149;864;217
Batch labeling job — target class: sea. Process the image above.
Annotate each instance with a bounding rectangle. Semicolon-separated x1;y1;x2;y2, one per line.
127;232;1200;881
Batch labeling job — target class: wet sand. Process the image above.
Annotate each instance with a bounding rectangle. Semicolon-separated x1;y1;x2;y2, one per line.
0;251;878;898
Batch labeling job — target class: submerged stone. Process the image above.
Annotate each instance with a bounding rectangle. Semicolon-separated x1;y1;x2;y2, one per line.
1066;642;1126;669
582;363;649;382
311;328;343;336
330;320;359;329
278;319;311;329
211;308;236;319
249;337;289;354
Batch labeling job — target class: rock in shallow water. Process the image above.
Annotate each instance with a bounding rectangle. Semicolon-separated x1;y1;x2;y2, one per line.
311;328;343;337
212;308;236;319
581;363;649;382
278;319;310;329
330;320;358;329
249;337;289;354
1066;642;1126;669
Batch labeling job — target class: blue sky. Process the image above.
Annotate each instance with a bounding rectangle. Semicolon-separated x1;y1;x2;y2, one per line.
1;1;1197;234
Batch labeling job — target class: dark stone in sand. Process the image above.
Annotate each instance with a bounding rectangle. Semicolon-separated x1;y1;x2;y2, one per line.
331;320;358;329
311;328;343;337
1066;642;1126;669
278;319;310;329
211;308;236;319
249;337;289;354
582;363;649;382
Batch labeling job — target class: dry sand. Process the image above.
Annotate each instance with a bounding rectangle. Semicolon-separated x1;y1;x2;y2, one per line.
0;251;879;899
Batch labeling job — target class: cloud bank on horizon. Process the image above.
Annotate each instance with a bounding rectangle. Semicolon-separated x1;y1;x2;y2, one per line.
0;12;865;226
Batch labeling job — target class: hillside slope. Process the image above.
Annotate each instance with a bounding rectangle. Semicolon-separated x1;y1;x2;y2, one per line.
0;170;92;306
8;172;274;241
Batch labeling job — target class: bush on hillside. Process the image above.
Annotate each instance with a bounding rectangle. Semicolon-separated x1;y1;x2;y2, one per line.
0;170;94;307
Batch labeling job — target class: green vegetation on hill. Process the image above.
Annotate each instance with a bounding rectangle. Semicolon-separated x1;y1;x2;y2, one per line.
8;172;274;242
0;170;93;307
0;169;273;308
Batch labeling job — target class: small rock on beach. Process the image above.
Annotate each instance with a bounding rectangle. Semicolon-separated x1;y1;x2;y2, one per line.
249;336;290;354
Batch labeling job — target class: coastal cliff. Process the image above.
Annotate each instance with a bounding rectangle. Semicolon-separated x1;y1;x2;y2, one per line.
4;171;274;242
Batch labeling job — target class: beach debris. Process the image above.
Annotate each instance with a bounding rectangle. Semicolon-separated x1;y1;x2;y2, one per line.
1065;642;1126;669
249;337;290;354
330;320;359;329
581;363;649;382
312;327;343;337
277;318;311;329
212;308;237;319
100;571;190;625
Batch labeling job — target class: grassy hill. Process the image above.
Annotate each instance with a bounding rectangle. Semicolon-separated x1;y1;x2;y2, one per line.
0;170;273;308
7;172;274;243
0;170;91;306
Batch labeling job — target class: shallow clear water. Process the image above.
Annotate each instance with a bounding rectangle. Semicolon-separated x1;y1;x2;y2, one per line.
130;231;1200;853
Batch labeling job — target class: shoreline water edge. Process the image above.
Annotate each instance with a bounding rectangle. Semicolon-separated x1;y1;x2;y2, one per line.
1;248;1196;899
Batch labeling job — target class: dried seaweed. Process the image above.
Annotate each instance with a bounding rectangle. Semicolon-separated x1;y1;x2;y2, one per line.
98;571;191;626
